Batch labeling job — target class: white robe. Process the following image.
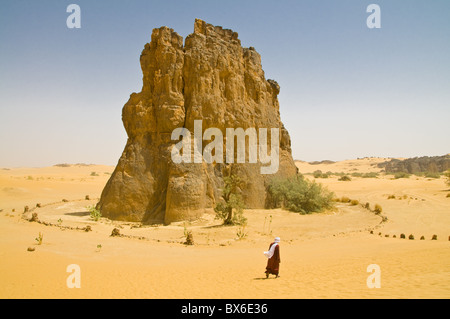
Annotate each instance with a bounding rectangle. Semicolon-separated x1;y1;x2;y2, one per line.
264;242;279;259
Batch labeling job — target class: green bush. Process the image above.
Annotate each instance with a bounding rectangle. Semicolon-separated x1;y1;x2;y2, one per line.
312;170;329;178
267;175;335;214
424;172;440;179
88;205;102;221
394;172;410;179
313;170;323;178
215;174;247;225
445;170;450;187
338;175;352;181
334;172;346;177
351;172;363;177
362;172;379;178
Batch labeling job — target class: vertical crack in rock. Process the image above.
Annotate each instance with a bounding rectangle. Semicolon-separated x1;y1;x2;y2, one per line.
97;19;298;225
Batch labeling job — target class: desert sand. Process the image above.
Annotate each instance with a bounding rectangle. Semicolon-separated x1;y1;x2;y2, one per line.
0;159;449;299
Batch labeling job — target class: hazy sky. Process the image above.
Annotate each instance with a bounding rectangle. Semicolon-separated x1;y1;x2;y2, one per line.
1;0;449;167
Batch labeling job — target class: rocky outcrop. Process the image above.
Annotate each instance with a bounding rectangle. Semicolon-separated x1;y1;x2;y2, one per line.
378;155;450;173
97;19;298;224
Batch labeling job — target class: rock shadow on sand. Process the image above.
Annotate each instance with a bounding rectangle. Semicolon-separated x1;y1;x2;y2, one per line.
64;211;90;217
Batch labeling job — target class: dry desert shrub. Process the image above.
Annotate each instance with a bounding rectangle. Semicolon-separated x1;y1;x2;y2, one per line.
374;204;382;214
350;199;359;206
184;231;194;245
30;212;39;222
362;172;379;178
394;172;410;179
340;196;351;203
443;169;450;186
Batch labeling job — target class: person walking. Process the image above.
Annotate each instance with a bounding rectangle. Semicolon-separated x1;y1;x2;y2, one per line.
264;237;281;278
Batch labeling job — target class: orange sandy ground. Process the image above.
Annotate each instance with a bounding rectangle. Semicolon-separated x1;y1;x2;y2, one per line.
0;160;449;298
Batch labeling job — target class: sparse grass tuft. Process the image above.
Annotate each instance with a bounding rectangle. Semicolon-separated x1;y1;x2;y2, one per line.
236;225;248;240
35;232;43;245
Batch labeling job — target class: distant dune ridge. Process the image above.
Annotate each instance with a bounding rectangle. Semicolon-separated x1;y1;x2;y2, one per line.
96;19;297;225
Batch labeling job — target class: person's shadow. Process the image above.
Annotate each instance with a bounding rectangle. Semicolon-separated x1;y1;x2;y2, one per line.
252;276;279;280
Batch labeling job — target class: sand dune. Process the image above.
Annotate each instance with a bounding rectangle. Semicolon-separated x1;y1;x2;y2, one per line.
295;157;390;174
0;162;449;298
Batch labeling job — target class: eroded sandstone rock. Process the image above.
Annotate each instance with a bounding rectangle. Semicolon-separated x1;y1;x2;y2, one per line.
97;19;298;224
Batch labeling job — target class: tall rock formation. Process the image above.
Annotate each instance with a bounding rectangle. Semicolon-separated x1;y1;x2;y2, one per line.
97;19;298;224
